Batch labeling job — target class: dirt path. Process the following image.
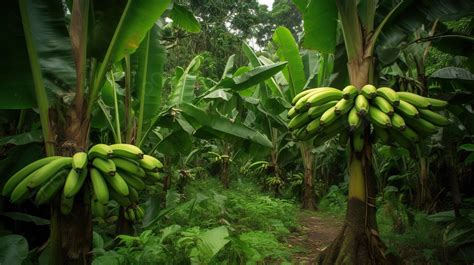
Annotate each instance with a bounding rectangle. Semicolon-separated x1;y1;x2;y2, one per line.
287;211;343;264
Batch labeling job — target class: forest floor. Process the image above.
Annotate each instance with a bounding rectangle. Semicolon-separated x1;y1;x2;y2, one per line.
287;210;344;264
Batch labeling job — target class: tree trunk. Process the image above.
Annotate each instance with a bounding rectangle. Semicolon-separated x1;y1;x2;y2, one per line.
220;158;230;189
416;157;432;211
300;143;316;210
50;110;92;265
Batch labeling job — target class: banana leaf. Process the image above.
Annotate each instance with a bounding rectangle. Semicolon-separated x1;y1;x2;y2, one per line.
168;56;202;106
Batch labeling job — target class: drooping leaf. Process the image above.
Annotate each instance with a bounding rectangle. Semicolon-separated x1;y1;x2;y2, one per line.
273;27;306;96
221;62;287;91
180;103;272;147
0;130;43;146
0;235;29;265
430;67;474;81
169;4;201;33
1;212;50;225
221;54;235;80
301;0;338;54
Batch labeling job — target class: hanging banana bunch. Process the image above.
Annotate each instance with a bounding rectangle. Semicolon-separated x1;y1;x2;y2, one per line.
288;85;449;151
2;144;163;218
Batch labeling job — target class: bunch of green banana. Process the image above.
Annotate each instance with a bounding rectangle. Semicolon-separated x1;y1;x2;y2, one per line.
123;204;145;222
288;85;450;150
3;143;163;217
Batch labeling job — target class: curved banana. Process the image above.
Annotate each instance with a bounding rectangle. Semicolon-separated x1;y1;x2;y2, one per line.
109;188;131;206
342;85;358;100
104;172;129;196
395;100;419;118
295;92;316;111
391;113;407;131
63;168;88;198
88;144;113;160
348;107;361;131
372;96;394;116
405;116;438;135
287;106;297;119
401;126;419;143
2;156;61;197
306;118;321;134
113;157;145;178
334;98;353;115
90;168;109;204
34;169;68;206
128;186;139;202
361;84;377;99
377;87;400;106
119;171;146;190
110;144;144;160
427;98;448;110
139;155;163;172
320;106;339;126
288;112;310;130
92;157;116;176
307;89;343;107
28;157;72;189
72;152;88;172
292;88;319;104
397;92;431;109
418;109;449;126
308;101;338;118
368;106;392;128
355;94;369;116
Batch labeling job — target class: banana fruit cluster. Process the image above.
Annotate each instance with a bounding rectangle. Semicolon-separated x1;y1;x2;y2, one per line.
288;85;449;150
123;204;145;222
2;144;163;216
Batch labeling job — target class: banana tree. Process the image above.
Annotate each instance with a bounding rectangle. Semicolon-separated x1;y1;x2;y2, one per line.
0;1;178;264
291;0;472;263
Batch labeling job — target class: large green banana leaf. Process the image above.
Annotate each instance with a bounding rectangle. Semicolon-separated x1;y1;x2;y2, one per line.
169;4;201;33
219;62;288;91
273;27;306;97
133;25;166;137
0;0;75;109
180;103;273;148
168;56;202;106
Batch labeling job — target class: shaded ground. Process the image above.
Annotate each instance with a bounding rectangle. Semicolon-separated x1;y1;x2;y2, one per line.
287;211;343;264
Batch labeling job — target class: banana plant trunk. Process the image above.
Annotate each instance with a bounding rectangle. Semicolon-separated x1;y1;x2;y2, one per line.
319;56;387;264
50;109;92;265
300;143;317;210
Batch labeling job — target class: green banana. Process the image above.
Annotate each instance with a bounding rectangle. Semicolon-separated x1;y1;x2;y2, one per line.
2;156;61;196
104;172;129;196
405;116;438;135
361;84;377;99
289;112;310;130
292;88;319;104
308;101;338;118
128;186;139;202
377;87;400;106
139;155;162;172
319;106;339;126
28;157;72;189
355;94;369;116
397;92;431;109
307;89;343;107
63;168;88;198
123;209;130;221
294;92;315;111
418;109;449;126
113;158;146;178
342;85;358;100
110;144;144;160
119;171;146;190
146;171;162;181
9;169;40;204
334;98;353;115
92;157;116;176
60;193;74;215
391;113;407;131
389;130;412;149
427;98;448;110
395;100;419;118
348;107;361;131
34;169;68;206
91;199;106;218
372;96;394;116
401;126;419;143
72;152;88;172
135;206;144;221
90;168;109;204
128;207;136;222
306;118;321;134
88;144;113;160
287;106;297;119
368;106;392;128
